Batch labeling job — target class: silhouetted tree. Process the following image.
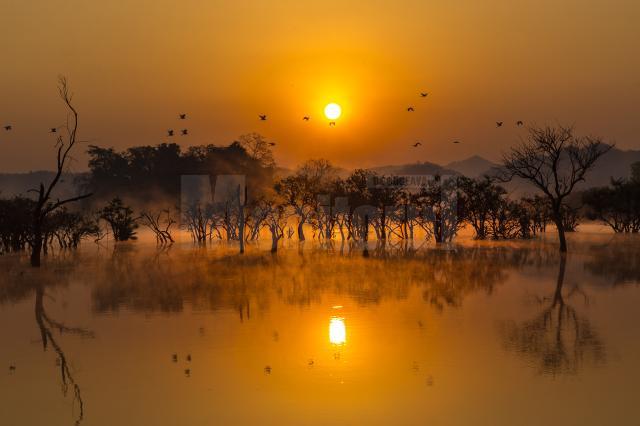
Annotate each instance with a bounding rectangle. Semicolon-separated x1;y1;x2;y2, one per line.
520;195;551;235
275;159;337;241
501;125;611;252
458;176;505;240
45;209;100;249
0;196;34;253
368;175;403;241
182;201;214;243
264;198;290;252
631;161;640;183
29;78;93;266
84;141;273;205
414;175;465;243
582;178;640;233
343;169;376;241
99;198;138;241
236;133;276;168
140;209;176;245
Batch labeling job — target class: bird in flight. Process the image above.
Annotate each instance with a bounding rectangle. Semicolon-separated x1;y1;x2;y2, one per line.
268;142;276;146
412;142;422;147
4;125;12;131
420;92;428;98
496;122;503;127
167;129;174;136
407;107;415;112
50;128;57;133
453;140;461;144
516;121;524;126
179;114;187;120
303;116;310;121
181;129;188;136
329;121;336;127
259;115;267;121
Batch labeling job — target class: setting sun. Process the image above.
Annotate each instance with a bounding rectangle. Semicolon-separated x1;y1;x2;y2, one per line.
324;103;342;120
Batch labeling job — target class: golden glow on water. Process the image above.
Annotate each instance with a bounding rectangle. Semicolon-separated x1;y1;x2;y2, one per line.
329;317;346;345
1;234;640;426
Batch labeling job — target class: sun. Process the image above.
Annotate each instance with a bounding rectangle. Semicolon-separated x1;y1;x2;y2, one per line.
324;103;342;120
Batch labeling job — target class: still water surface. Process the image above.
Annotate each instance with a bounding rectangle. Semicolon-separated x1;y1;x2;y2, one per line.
1;232;640;425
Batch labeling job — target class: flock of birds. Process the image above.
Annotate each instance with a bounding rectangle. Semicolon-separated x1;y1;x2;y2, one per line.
166;113;189;137
157;91;526;150
2;91;526;150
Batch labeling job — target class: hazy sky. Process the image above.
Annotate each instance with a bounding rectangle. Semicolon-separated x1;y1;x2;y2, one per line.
1;0;639;172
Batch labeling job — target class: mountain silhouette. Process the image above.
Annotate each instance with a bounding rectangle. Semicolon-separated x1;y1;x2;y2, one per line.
1;146;637;197
445;155;500;178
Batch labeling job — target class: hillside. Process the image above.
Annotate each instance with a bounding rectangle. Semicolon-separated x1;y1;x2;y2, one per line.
1;147;638;199
0;171;85;199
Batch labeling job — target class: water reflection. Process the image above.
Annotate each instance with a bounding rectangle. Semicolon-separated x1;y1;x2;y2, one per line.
34;283;94;425
501;255;606;376
85;244;553;314
329;317;346;346
1;237;640;425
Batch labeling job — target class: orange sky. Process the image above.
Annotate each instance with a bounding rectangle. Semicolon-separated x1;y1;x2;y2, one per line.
1;0;639;172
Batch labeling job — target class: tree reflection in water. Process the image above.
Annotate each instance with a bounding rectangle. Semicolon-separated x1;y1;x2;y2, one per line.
35;284;94;425
0;259;94;426
501;255;606;376
90;244;550;315
2;236;637;421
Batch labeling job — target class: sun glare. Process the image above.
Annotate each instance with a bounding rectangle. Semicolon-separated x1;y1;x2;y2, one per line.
324;103;342;120
329;317;346;345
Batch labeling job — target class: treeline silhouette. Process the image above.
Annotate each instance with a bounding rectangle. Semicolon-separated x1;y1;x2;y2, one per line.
582;162;640;233
83;132;275;203
2;121;639;261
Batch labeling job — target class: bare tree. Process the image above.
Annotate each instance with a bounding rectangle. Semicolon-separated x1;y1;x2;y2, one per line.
501;125;611;252
275;159;338;241
30;77;92;266
140;209;176;245
264;201;289;252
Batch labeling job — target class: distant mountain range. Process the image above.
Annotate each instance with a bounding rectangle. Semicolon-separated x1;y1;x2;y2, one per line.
0;171;85;199
371;161;458;177
445;155;500;178
371;146;640;194
1;146;638;198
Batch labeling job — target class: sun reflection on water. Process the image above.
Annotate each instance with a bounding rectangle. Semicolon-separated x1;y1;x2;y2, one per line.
329;317;346;345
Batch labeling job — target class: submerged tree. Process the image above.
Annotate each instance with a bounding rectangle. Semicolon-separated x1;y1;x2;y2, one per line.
501;125;611;252
275;159;337;241
413;175;465;243
458;176;506;240
29;77;93;266
140;209;176;245
99;198;138;241
582;174;640;233
0;196;35;253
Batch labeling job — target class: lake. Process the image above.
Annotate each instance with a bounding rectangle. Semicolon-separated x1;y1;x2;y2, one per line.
1;230;640;425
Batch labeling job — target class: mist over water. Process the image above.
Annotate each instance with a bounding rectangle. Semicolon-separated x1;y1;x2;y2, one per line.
1;230;640;425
